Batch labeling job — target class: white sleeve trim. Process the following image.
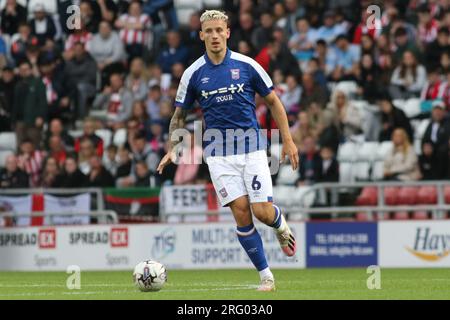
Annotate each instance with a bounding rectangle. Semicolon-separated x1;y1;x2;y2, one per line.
175;56;206;104
230;51;273;89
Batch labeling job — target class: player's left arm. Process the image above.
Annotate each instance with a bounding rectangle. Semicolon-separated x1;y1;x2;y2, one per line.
263;91;299;171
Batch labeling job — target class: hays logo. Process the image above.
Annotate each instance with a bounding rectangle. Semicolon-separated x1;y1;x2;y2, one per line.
38;229;56;249
110;228;128;248
406;227;450;262
152;228;176;260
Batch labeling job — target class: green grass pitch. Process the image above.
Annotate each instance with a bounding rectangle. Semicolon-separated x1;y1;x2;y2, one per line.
0;268;449;300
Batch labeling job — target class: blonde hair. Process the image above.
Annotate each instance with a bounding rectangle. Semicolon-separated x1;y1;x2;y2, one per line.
200;10;228;24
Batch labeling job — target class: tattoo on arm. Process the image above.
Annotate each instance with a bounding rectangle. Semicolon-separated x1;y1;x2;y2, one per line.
168;107;187;151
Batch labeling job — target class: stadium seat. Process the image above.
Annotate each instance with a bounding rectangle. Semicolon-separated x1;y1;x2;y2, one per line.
412;211;428;220
384;187;400;205
417;186;437;204
356;187;377;206
397;187;419;205
402;98;421;118
337;142;357;162
416;119;431;139
392;99;405;109
95;129;112;148
371;161;385;181
339;162;355;184
0;132;17;151
393;211;409;220
113;128;127;147
354;142;379;181
0;150;14;168
444;186;450;204
276;164;298;185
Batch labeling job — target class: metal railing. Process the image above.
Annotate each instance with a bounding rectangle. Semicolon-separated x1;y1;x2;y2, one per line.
0;210;118;225
289;181;450;220
0;188;105;210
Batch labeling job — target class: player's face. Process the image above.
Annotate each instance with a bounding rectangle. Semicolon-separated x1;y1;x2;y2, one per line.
200;19;230;55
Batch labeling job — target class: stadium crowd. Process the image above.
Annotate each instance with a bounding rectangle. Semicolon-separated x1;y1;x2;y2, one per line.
0;0;449;192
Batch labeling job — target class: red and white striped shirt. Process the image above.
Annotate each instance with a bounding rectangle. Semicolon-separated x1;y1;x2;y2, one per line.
64;31;93;51
18;151;45;187
42;76;58;105
118;13;151;45
418;20;439;45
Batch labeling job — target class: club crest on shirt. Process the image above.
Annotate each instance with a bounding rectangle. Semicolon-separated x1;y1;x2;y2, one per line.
219;187;228;198
230;69;240;80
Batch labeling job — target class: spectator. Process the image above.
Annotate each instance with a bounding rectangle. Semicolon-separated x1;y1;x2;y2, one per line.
318;109;340;154
115;0;151;61
134;160;159;187
389;50;427;99
64;42;97;119
146;84;164;120
10;22;39;64
420;66;446;103
229;12;255;51
391;26;421;65
180;11;204;63
291;111;318;152
74;118;104;157
156;30;189;74
416;4;439;48
296;135;321;186
424;27;450;69
77;137;96;175
103;144;118;177
326;89;363;141
118;131;159;187
252;11;275;53
29;3;57;47
12;59;47;148
299;72;328;109
53;155;88;188
124;57;148;102
38;55;69;123
129;100;151;136
280;74;301;115
305;57;327;90
0;0;27;36
93;72;133;130
87;155;114;187
40;156;60;187
357;53;382;102
17;139;45;187
47;135;67;167
383;128;421;181
377;93;414;142
314;10;345;44
284;0;305;37
0;66;17;131
115;146;132;181
45;118;74;152
288;17;316;68
419;142;439;180
422;101;450;178
317;145;339;183
88;20;126;88
63;22;93;61
0;154;29;188
326;34;360;82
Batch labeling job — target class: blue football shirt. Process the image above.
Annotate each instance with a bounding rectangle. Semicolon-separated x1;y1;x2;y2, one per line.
175;48;274;156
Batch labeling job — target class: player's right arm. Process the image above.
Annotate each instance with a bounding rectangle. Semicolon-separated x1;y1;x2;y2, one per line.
156;107;187;174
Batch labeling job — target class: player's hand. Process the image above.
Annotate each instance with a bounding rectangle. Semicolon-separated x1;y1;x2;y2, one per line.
157;151;176;175
281;140;299;171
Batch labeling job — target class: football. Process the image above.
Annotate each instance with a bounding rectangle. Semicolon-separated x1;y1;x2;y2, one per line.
133;260;167;292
